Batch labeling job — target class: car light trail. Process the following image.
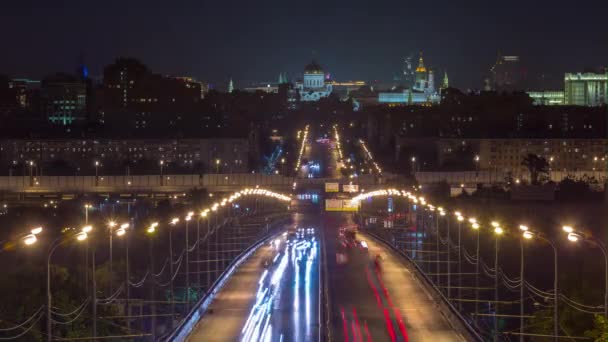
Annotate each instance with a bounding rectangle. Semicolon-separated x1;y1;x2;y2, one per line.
241;230;318;342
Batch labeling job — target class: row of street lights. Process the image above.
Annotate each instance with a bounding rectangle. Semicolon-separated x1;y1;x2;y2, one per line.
4;187;291;341
358;139;382;175
354;189;606;342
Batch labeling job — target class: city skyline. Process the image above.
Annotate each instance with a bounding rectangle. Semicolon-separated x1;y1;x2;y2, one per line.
2;0;607;89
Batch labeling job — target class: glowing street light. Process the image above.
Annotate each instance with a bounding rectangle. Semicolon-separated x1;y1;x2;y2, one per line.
147;222;158;234
23;234;37;245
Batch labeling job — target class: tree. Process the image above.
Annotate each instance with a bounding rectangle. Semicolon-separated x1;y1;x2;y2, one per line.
585;315;608;341
521;154;549;185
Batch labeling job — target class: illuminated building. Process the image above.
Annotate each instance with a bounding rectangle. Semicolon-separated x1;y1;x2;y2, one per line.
527;91;565;105
377;53;440;106
101;58;201;129
0;138;250;173
9;78;40;109
490;54;527;91
294;61;333;101
40;73;87;125
413;53;434;93
564;72;608;106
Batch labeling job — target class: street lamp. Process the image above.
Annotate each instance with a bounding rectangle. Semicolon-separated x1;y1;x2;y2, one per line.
492;222;503;342
168;217;179;328
84;204;92;224
518;224;530;342
565;228;608;320
185;213;193;309
160;160;165;186
94;161;100;186
411;156;416;175
522;230;559;342
469;220;481;325
216;159;221;173
47;231;88;342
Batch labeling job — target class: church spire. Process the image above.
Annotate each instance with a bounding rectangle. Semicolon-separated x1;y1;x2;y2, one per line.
442;71;449;89
415;52;427;73
228;78;234;93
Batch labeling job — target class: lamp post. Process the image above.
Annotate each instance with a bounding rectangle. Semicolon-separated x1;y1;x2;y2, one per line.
47;231;88;342
116;223;130;330
185;212;193;311
469;219;481;324
29;160;34;186
169;217;179;328
491;221;503;342
519;225;530;342
146;222;158;340
455;213;464;310
84;204;92;224
525;230;558;342
437;209;446;289
160;160;164;186
411;156;416;175
216;159;221;174
564;226;608;319
108;221;117;293
94;161;99;186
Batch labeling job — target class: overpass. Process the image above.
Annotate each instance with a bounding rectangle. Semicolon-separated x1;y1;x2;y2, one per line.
0;173;378;197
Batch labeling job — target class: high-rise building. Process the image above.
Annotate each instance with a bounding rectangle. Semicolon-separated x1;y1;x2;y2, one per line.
40;73;87;125
403;55;414;87
100;58;202;129
490;54;527;92
564;72;608;106
228;78;234;93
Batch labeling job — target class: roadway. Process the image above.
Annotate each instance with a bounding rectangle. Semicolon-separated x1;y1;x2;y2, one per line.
187;213;321;342
323;212;464;341
187;131;462;341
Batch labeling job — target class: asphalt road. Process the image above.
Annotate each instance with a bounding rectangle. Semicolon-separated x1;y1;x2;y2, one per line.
187;214;321;342
323;212;464;342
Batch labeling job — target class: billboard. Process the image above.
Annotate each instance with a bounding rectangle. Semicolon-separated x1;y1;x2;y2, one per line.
341;200;359;212
325;199;343;211
342;184;359;193
325;199;359;212
325;182;340;192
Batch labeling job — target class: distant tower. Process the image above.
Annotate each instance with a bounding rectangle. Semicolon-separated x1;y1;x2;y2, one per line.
228;78;234;93
441;72;449;90
428;69;435;93
278;72;288;84
403;55;414;87
413;52;430;92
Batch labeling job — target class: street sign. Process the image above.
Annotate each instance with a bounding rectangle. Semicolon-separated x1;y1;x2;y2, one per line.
325;182;340;192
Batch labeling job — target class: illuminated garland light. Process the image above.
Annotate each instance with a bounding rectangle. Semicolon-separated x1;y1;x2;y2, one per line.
359;139;382;175
295;125;310;172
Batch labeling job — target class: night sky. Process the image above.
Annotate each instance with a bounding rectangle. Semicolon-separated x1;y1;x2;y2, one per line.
1;0;607;89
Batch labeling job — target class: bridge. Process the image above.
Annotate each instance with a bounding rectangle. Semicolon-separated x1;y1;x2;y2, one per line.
1;124;604;341
0;174;378;197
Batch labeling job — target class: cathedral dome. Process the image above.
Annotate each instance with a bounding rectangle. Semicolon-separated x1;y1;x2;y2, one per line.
304;61;324;74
